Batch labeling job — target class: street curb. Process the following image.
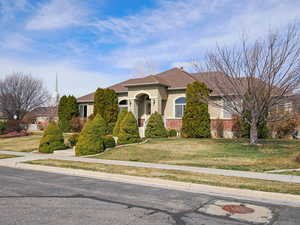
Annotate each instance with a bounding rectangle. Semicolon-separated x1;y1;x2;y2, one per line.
1;161;300;208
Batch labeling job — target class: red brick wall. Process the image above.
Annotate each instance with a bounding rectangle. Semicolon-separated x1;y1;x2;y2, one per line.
211;119;235;131
166;119;235;131
166;119;182;130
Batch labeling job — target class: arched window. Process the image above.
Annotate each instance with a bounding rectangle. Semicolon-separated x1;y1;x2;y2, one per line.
118;100;128;111
175;97;186;118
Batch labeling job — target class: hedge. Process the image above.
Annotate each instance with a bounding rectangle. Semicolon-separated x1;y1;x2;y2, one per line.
75;114;107;156
118;112;141;144
58;95;79;132
103;135;116;149
113;108;127;137
181;82;211;138
145;112;167;138
39;122;66;153
94;88;118;134
167;129;178;137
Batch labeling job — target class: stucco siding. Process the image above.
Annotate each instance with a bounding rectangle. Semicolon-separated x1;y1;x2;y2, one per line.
164;90;185;119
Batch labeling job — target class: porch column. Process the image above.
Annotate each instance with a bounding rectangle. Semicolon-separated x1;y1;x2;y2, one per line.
150;97;162;114
128;98;138;119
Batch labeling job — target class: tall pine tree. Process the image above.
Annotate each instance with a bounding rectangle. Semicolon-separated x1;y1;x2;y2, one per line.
58;95;79;132
181;82;211;138
93;88;118;134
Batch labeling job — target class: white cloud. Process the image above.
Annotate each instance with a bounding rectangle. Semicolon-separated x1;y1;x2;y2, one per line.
93;0;221;44
0;57;109;97
0;34;33;51
96;0;300;70
0;0;28;22
26;0;87;30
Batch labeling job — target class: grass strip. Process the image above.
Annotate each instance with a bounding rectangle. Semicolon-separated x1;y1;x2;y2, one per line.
0;154;20;159
25;159;300;195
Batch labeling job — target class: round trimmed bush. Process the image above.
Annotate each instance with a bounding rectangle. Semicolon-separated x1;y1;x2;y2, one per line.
118;112;141;145
145;112;167;138
39;122;66;153
113;108;127;137
103;135;116;149
167;129;178;137
75;114;107;156
68;133;79;147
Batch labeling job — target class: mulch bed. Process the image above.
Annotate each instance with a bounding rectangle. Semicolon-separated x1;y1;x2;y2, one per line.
0;130;28;138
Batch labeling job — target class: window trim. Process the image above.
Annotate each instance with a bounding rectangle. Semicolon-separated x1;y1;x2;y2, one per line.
118;99;128;112
174;97;186;118
79;104;88;118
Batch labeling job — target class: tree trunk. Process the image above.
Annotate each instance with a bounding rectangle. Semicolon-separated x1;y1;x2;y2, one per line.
250;117;258;145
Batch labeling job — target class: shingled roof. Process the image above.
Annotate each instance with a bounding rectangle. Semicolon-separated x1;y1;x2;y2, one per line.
77;68;226;103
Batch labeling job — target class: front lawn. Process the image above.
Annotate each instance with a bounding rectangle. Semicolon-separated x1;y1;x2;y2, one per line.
0;132;73;152
25;159;300;195
92;138;300;172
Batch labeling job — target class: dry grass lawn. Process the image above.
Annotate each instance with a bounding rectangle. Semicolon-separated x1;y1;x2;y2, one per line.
275;171;300;176
0;154;19;159
0;133;73;152
93;138;300;172
25;159;300;195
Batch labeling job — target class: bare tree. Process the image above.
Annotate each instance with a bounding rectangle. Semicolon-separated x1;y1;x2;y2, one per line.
0;73;50;120
195;25;300;144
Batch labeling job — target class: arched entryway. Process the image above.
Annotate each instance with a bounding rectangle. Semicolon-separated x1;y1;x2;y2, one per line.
135;93;151;127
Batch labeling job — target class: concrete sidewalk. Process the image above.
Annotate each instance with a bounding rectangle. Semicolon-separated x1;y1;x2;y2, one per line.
1;160;300;208
1;150;300;184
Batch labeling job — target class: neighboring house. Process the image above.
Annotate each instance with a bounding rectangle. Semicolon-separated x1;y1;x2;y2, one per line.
26;106;58;130
77;68;239;138
0;111;8;121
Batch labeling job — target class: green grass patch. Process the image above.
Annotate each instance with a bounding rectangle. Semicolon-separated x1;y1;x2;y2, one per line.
92;138;300;172
25;158;300;195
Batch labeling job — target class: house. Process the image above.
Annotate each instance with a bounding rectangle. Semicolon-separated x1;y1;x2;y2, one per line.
0;111;8;121
77;68;238;138
25;106;58;130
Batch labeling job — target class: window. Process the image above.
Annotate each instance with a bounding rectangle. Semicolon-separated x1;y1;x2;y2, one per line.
175;97;186;118
118;100;128;112
79;105;88;118
223;100;232;119
284;102;293;113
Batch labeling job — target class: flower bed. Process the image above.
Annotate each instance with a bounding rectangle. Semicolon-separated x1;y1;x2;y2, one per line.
0;130;28;138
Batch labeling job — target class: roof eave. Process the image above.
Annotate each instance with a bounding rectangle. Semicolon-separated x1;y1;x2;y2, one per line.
124;83;170;87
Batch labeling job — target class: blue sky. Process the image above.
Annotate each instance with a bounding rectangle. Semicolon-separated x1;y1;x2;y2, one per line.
0;0;299;97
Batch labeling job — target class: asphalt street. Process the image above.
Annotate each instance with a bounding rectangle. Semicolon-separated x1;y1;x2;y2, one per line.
0;166;299;225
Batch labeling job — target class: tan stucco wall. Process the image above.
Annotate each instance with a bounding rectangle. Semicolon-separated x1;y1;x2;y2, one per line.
208;98;223;119
87;104;94;117
79;88;226;120
164;90;186;119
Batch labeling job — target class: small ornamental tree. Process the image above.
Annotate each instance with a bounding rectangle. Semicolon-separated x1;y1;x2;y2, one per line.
39;122;66;153
239;110;269;139
113;108;127;136
145;112;167;138
118;112;141;144
94;88;118;134
182;82;211;138
58;95;79;132
75;114;107;156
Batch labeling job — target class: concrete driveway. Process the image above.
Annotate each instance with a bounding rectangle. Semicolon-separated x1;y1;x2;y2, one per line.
0;166;299;225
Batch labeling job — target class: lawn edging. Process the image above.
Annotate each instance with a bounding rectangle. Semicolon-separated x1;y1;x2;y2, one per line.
3;159;298;207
